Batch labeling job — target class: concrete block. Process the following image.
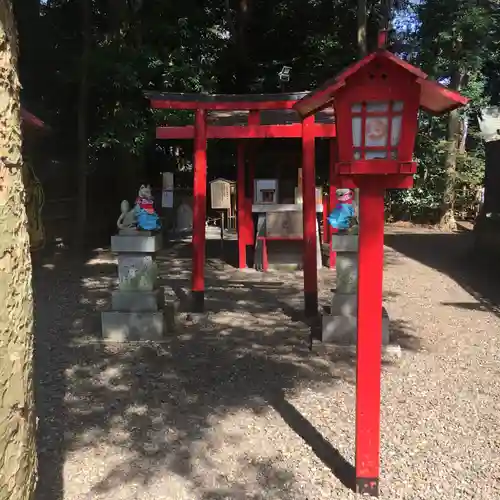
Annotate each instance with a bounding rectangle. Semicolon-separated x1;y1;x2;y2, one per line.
101;311;165;341
331;234;358;252
111;234;162;253
117;254;157;291
321;307;390;345
331;292;357;316
111;289;162;312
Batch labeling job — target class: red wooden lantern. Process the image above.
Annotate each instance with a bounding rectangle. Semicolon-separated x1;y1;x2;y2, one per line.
294;49;469;497
294;50;469;188
334;57;419;179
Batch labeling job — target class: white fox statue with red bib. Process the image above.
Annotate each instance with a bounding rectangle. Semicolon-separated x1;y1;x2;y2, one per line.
117;184;161;232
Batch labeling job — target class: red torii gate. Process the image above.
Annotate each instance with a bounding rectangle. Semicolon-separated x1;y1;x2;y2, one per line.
147;92;337;314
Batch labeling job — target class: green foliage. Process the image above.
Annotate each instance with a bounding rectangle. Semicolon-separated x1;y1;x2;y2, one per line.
16;0;500;222
417;0;493;76
385;0;499;221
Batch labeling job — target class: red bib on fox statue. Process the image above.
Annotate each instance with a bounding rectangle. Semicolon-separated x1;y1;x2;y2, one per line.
134;184;161;231
337;188;353;204
135;196;155;214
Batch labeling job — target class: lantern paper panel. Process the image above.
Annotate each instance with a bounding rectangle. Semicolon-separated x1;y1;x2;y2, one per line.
365;116;389;147
351;100;404;160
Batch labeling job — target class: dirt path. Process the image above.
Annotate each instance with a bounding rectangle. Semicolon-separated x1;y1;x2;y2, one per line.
34;228;500;499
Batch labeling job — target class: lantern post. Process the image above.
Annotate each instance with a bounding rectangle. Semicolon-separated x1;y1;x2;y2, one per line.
237;141;247;269
355;176;385;495
293;50;468;497
328;139;337;268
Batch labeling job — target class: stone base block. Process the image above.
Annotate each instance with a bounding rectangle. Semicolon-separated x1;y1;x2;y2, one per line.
101;311;164;341
331;292;357;316
321;307;390;345
331;234;358;252
117;254;157;291
336;253;358;294
111;289;162;312
111;234;162;253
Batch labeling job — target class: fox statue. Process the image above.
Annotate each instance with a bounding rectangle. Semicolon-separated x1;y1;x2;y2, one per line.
116;184;161;232
327;188;357;232
134;184;161;231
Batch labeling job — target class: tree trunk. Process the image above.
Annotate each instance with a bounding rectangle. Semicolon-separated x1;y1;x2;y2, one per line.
0;1;38;499
75;0;91;248
357;0;367;57
234;0;251;92
439;70;464;230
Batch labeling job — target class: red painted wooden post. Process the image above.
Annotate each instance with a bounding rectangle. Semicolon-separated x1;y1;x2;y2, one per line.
302;115;318;316
355;181;385;497
248;109;260;126
248;151;255;242
377;29;388;49
192;108;207;312
237;141;247;269
247;111;259;261
328;138;337;268
322;195;328;244
261;237;268;271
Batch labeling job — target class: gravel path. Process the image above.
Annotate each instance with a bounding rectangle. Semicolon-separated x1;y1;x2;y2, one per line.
34;228;500;500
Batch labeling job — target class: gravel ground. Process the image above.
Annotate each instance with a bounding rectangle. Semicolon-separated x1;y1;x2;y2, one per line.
34;227;500;500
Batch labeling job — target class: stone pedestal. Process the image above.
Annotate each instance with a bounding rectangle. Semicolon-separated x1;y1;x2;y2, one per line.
321;234;390;345
101;231;165;341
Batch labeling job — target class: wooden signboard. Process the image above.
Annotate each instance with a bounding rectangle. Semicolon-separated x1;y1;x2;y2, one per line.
295;186;323;206
162;172;174;190
266;211;303;238
210;179;231;209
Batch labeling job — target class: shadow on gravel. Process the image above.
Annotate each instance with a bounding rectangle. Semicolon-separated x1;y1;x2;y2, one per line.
269;392;356;492
440;301;495;313
33;239;418;500
385;229;500;319
389;318;422;352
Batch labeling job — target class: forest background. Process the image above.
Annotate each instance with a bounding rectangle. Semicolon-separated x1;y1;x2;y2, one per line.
14;0;500;242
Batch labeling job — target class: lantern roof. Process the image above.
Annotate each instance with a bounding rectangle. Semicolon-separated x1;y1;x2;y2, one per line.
293;50;469;118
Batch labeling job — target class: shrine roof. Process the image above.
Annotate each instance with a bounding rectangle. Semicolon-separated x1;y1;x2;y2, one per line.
145;91;309;104
146;91;335;125
293;50;469;118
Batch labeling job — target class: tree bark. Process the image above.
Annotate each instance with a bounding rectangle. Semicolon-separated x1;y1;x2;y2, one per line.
439;70;465;230
75;0;91;247
0;1;38;499
235;0;251;92
357;0;367;57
